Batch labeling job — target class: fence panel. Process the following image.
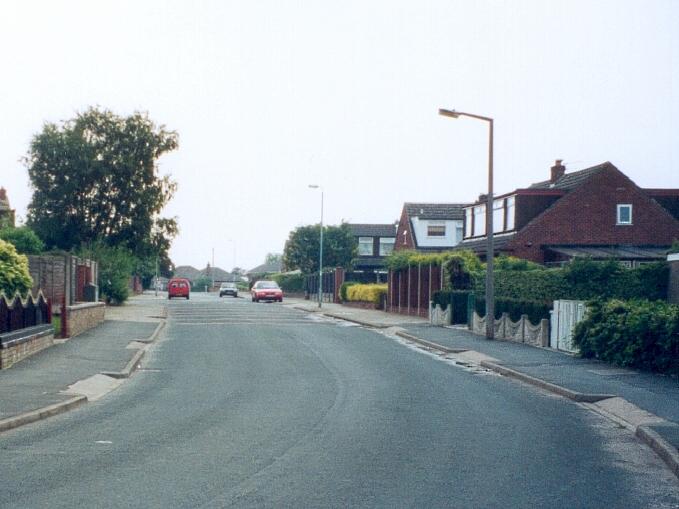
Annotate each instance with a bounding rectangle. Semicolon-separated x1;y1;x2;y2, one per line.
549;300;586;352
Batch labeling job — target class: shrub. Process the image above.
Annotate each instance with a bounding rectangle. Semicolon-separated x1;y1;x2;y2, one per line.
573;299;679;375
192;276;212;291
474;297;551;323
494;255;544;271
0;239;33;297
0;226;44;255
340;281;358;302
81;243;135;304
346;283;387;305
273;272;305;293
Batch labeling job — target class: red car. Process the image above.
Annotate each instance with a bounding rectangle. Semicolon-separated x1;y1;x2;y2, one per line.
168;278;190;300
251;281;283;302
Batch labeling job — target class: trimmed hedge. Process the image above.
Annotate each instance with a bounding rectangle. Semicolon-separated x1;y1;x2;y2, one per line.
273;273;305;293
573;299;679;375
474;261;669;303
0;239;33;297
474;297;552;323
340;281;358;302
346;283;387;305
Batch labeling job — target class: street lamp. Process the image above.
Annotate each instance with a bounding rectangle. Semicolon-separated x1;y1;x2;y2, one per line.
439;108;495;339
308;184;324;308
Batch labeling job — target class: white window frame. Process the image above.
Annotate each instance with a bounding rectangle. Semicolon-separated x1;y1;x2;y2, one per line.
379;237;395;256
473;205;486;237
617;204;633;225
427;222;446;237
493;199;505;234
506;196;515;231
358;236;374;256
464;208;473;238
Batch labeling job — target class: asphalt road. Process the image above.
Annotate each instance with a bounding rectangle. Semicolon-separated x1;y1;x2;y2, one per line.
1;293;678;508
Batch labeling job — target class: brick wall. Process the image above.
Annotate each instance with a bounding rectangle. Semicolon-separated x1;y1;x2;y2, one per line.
394;207;415;251
64;302;105;338
0;326;54;369
507;166;679;263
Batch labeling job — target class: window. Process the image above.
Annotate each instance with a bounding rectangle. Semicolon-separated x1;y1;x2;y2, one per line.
427;222;446;237
358;237;373;256
465;208;473;238
493;199;505;233
455;223;463;244
617;204;632;225
379;237;395;256
473;205;486;236
506;196;515;230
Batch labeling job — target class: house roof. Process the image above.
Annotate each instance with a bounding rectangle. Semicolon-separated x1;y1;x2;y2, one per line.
247;260;283;275
457;234;517;253
404;203;466;220
528;162;609;191
545;245;669;260
201;266;232;281
173;265;202;280
348;223;397;237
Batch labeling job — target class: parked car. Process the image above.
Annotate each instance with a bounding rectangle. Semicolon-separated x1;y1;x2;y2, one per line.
219;282;239;298
251;280;283;302
168;278;190;300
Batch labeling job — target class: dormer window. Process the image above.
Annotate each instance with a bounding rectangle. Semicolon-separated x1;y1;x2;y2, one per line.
358;237;374;255
617;204;633;225
427;222;446;237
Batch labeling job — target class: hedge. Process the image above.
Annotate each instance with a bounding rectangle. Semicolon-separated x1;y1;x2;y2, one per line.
340;281;358;301
474;260;668;303
474;297;552;324
0;239;33;297
346;284;387;305
273;273;305;293
573;299;679;375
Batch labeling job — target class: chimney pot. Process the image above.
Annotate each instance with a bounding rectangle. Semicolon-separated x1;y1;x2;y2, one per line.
550;160;566;183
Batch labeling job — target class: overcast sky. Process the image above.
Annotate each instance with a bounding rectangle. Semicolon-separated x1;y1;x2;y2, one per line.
1;1;677;271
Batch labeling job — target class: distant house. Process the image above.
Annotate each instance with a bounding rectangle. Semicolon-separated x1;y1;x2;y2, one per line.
0;187;16;228
457;160;679;266
347;223;397;276
394;203;467;252
247;260;283;279
173;265;202;282
174;264;235;287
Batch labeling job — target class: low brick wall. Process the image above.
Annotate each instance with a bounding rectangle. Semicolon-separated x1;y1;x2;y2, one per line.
64;302;105;338
0;325;54;369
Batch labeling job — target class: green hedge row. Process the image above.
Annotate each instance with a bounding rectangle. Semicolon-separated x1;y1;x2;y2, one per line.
573;299;679;375
474;297;552;324
273;273;305;293
473;260;668;303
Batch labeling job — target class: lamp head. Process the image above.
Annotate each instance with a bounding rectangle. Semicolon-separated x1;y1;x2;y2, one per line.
438;108;460;118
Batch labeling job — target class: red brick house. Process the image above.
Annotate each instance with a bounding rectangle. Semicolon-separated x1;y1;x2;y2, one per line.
458;161;679;266
394;203;468;252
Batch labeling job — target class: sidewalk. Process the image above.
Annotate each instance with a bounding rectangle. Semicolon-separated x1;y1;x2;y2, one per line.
287;297;679;478
0;293;165;433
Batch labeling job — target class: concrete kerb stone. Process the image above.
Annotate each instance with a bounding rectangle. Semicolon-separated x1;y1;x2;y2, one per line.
394;331;468;354
636;426;679;479
102;320;165;379
0;396;87;433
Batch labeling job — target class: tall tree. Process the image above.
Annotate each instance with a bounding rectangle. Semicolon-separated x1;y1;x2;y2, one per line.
25;107;179;269
283;223;356;274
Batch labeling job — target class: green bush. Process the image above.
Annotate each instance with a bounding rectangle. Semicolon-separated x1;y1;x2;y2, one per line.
474;297;551;323
0;239;33;297
432;290;473;324
81;243;135;305
0;226;45;255
573;299;679;375
346;283;387;305
494;255;544;271
273;273;305;293
192;276;212;291
340;281;358;302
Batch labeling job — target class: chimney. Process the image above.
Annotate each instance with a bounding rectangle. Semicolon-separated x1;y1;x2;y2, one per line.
550;159;565;182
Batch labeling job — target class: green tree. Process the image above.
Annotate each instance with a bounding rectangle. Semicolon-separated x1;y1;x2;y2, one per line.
79;242;135;305
0;226;45;255
283;223;356;274
265;253;282;265
0;239;33;297
25;107;179;271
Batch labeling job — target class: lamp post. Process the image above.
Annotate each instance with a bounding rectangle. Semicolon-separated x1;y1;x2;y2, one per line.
439;108;495;339
308;184;324;308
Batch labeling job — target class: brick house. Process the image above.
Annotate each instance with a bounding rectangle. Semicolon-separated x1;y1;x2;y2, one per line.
348;223;397;276
394;203;467;252
458;161;679;265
